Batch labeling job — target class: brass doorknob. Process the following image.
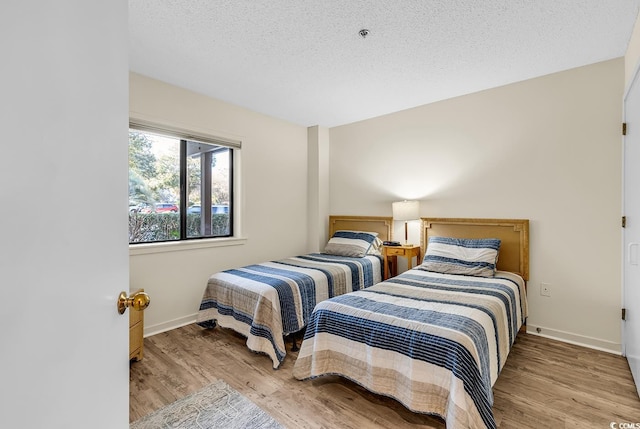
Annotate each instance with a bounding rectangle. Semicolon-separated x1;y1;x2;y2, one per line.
117;290;150;315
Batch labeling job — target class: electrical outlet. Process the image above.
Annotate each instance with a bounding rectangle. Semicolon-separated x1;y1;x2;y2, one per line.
540;282;551;297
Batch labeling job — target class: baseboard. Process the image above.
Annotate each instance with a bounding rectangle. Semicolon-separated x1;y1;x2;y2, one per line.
144;313;197;337
143;316;622;355
525;324;621;355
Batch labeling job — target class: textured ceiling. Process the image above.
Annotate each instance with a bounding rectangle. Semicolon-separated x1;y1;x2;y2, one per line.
129;0;639;128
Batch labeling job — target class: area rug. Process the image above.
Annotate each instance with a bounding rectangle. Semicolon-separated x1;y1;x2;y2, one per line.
130;379;285;429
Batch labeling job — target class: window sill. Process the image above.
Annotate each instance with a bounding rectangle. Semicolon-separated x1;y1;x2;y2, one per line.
129;236;247;256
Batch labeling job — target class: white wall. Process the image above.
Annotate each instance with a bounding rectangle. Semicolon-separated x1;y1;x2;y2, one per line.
626;12;640;88
307;126;331;251
329;59;624;352
129;73;308;335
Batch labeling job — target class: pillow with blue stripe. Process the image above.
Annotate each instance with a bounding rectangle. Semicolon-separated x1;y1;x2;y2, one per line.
368;237;383;255
421;237;501;277
323;230;379;258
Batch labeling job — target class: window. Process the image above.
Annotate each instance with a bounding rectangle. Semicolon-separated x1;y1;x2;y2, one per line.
128;124;237;244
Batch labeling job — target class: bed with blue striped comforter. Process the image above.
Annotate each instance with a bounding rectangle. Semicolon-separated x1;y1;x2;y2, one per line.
293;268;527;429
196;253;382;368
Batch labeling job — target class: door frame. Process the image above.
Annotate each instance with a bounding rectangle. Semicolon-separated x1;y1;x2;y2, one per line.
622;60;640;358
622;59;640;399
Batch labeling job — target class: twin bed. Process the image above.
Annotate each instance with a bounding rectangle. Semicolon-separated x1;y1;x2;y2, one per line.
196;215;393;368
197;216;529;429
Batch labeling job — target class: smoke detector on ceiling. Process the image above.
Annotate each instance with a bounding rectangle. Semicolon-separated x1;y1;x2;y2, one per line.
359;29;370;39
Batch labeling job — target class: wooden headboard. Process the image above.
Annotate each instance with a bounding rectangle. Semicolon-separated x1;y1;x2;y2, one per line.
328;215;393;242
421;218;529;281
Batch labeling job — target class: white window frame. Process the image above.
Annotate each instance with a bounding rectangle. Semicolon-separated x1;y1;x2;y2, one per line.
128;119;244;253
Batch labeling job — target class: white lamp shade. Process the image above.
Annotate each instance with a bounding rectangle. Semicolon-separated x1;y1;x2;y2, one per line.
392;200;420;221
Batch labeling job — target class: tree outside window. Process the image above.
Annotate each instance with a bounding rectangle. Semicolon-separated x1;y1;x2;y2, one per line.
128;129;233;243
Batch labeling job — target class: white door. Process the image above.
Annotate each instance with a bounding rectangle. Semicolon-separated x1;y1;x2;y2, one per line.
0;2;130;428
624;64;640;396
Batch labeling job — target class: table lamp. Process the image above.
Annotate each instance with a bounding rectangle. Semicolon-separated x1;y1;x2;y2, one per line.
392;200;420;246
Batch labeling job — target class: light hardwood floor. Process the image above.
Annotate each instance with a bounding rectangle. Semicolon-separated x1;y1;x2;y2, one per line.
130;324;640;428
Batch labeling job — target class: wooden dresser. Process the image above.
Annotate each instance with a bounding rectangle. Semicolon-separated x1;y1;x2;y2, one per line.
129;288;145;361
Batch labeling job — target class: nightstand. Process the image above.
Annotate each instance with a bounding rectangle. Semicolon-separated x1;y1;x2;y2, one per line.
383;245;421;280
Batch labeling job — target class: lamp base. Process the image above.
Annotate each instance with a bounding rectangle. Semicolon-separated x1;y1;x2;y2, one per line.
403;222;410;248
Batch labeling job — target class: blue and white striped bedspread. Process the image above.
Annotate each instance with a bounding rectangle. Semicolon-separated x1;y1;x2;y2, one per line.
293;269;527;429
196;253;382;368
